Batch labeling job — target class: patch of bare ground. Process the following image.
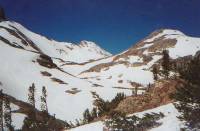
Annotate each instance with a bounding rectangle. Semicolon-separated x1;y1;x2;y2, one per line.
0;25;43;53
118;80;123;83
0;35;24;49
107;76;112;79
60;56;111;66
40;71;52;77
112;87;132;90
37;54;57;68
92;84;103;87
148;38;177;52
80;61;129;74
65;88;81;94
51;77;68;85
81;62;115;73
9;25;43;53
115;79;179;114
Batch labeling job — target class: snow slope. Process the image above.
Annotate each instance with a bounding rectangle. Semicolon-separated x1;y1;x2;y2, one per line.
0;20;200;130
135;103;182;131
70;122;104;131
69;103;182;131
0;20;130;127
0;41;131;122
0;21;111;63
78;29;200;89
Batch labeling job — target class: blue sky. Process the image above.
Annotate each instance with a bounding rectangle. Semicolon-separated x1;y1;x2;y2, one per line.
1;0;200;54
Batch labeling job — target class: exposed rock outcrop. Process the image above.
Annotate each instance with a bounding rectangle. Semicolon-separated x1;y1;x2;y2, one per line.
115;79;178;114
0;7;6;21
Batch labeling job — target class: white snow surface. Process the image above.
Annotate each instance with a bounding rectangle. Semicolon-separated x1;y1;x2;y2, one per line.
135;103;182;131
0;21;111;63
0;21;131;128
12;113;26;130
0;42;131;122
69;122;104;131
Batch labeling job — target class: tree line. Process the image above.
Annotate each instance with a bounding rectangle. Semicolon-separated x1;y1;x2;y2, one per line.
22;84;50;131
171;52;200;130
152;49;171;81
152;49;200;130
104;111;164;131
70;92;126;127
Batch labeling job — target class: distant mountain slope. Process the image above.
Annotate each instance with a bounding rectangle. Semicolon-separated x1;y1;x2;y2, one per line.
0;21;111;63
0;20;126;130
76;29;200;88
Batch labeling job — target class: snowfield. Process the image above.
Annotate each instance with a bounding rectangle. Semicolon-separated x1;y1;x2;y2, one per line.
0;21;131;126
69;122;104;131
0;21;111;63
0;42;132;122
78;29;200;90
0;20;200;130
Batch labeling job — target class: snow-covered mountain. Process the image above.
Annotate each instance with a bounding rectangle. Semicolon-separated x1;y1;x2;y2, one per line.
0;20;128;129
62;29;200;89
1;19;200;130
0;21;111;63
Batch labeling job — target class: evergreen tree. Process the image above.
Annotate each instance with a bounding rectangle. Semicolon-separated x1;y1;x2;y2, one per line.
4;97;13;131
83;109;92;123
105;112;164;131
105;111;138;131
91;108;97;120
0;90;3;131
152;65;159;81
69;121;74;128
75;119;80;126
171;56;200;129
161;50;170;78
41;86;48;113
110;93;125;108
92;92;126;117
92;92;107;116
28;83;36;108
135;86;138;96
40;86;49;130
22;117;34;131
25;83;38;130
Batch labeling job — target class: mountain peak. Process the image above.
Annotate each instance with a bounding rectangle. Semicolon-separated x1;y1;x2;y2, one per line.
79;40;98;47
157;28;184;35
150;28;185;38
79;40;112;56
143;29;185;44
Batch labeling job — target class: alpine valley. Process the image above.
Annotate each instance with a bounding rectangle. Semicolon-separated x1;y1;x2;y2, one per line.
0;9;200;131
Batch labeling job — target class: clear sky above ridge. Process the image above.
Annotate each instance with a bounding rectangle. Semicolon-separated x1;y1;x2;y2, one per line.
1;0;200;54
